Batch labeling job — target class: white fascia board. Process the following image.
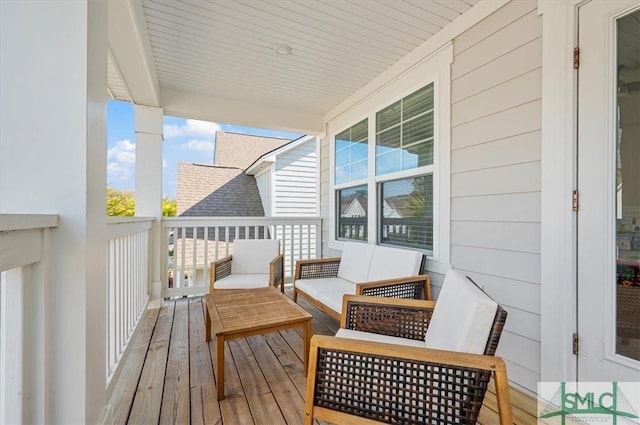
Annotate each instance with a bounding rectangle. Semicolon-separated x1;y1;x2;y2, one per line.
245;161;274;176
161;87;324;135
324;0;509;124
108;0;160;107
246;136;316;174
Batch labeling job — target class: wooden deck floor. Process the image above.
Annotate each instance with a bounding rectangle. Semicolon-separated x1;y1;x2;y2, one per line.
107;287;537;425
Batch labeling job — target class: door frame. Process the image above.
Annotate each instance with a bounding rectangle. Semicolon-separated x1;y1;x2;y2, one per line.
540;0;640;383
540;0;583;384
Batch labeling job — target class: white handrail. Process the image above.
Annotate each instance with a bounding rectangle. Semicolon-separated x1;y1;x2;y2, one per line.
0;214;58;425
105;218;152;386
162;216;322;297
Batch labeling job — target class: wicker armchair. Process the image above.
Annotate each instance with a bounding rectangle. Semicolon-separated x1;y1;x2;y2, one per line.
209;239;284;292
304;272;512;425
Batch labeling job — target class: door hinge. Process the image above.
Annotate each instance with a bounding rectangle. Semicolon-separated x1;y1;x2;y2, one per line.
573;190;579;212
574;47;580;69
573;333;579;355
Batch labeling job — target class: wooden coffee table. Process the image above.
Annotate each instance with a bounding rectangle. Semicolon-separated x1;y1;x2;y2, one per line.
204;287;313;400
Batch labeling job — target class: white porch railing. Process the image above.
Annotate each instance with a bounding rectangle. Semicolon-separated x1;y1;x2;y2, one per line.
162;217;322;297
106;217;152;385
0;214;58;425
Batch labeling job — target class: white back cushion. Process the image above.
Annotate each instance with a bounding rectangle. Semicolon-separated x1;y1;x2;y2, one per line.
367;245;423;281
231;239;279;274
337;242;374;283
424;270;498;354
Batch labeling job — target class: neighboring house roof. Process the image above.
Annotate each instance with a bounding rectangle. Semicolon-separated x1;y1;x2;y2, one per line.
340;193;368;215
177;131;294;218
245;135;316;175
176;163;264;216
215;131;291;170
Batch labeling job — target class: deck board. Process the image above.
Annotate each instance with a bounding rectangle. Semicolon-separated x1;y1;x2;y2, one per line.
127;303;174;424
109;286;537;424
109;308;159;425
159;299;190;425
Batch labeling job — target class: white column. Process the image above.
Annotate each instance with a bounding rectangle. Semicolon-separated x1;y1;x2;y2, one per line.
134;105;164;300
0;1;108;424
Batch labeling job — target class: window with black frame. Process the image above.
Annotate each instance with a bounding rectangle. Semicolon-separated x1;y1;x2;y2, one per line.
336;185;368;241
376;84;434;251
335;119;368;241
379;175;433;250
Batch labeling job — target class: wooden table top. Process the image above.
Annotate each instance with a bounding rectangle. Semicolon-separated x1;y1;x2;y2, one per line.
208;287;312;337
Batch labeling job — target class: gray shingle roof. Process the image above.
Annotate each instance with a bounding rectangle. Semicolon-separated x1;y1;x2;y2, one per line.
177;163;264;216
176;132;293;218
215;131;290;170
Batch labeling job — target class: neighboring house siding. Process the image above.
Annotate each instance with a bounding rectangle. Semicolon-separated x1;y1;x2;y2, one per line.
255;169;272;216
449;0;542;392
273;139;317;216
273;139;319;275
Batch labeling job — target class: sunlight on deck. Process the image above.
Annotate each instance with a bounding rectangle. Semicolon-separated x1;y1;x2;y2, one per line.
107;288;537;425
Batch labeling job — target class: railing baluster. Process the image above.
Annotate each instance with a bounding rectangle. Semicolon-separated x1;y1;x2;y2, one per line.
180;226;186;287
191;227;197;287
204;227;209;288
215;227;219;261
105;218;152;385
225;227;230;256
160;217;321;297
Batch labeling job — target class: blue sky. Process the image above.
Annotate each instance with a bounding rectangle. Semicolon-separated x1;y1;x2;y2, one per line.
107;100;301;198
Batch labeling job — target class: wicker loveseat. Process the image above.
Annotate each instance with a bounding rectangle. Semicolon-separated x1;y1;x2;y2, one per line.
304;270;512;425
293;242;431;320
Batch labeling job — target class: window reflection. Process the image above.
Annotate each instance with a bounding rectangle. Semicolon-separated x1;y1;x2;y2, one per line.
379;176;433;250
337;185;368;241
615;9;640;361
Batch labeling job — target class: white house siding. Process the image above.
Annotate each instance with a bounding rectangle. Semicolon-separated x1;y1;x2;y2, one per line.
273;139;319;274
255;169;272;216
273;139;317;216
318;0;541;393
320;136;338;257
449;0;542;393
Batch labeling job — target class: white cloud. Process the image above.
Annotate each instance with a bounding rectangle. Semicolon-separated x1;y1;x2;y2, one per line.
107;139;135;183
182;139;215;153
163;119;220;139
163;159;167;168
107;161;132;181
107;139;136;164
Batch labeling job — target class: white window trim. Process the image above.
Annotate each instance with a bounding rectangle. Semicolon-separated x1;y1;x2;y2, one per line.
327;43;451;274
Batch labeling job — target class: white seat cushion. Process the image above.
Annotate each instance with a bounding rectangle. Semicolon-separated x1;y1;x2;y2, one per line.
424;270;498;354
337;242;374;283
231;239;279;274
367;245;423;281
214;274;270;290
294;277;355;300
317;289;357;314
336;328;425;348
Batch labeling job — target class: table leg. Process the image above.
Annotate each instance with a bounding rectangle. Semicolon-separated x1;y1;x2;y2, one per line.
303;320;312;376
216;337;225;401
205;305;211;342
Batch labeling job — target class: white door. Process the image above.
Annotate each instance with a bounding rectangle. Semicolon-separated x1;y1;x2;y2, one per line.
577;0;640;381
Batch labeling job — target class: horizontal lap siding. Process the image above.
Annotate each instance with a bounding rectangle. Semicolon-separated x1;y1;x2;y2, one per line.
274;141;317;216
255;171;271;217
449;0;542;393
319;136;334;256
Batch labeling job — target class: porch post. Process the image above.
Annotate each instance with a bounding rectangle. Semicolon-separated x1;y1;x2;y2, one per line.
134;105;164;300
0;1;108;424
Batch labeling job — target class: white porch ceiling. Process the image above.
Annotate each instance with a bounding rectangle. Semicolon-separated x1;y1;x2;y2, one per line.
108;0;479;133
